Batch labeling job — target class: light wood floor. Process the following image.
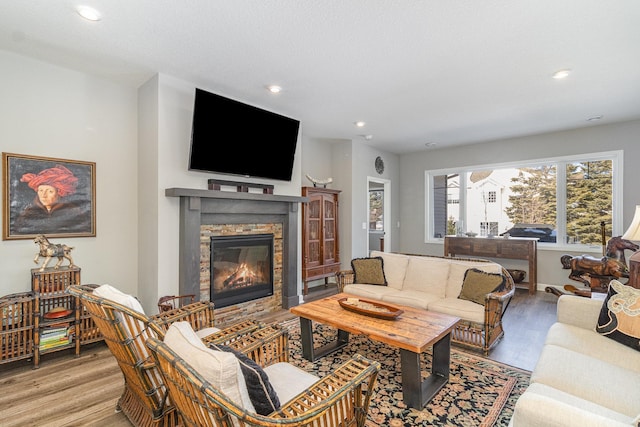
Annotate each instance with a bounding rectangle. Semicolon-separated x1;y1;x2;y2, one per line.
0;286;558;426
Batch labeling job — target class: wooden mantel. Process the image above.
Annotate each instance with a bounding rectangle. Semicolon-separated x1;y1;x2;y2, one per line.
166;187;308;309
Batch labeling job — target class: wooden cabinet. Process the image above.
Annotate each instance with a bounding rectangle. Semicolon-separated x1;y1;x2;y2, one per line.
444;236;538;295
302;187;341;295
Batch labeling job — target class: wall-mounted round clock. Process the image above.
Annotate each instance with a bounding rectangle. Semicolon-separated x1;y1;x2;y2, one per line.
375;156;385;174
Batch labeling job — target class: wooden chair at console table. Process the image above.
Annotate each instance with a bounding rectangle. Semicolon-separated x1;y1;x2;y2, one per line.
67;284;263;427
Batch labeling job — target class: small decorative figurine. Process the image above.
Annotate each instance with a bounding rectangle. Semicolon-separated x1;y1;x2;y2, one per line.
305;174;333;188
33;234;76;272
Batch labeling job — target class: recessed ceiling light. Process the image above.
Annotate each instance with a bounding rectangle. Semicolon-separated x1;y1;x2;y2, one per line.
76;5;102;21
266;85;282;94
354;121;366;127
552;69;571;79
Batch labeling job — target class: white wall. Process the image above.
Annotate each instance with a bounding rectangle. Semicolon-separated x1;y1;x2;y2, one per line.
0;50;139;295
137;74;303;311
398;119;640;288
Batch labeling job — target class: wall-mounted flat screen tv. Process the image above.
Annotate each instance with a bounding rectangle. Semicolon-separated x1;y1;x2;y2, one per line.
188;88;300;181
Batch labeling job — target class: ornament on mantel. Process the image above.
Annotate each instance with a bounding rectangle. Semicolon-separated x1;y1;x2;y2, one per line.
305;174;333;188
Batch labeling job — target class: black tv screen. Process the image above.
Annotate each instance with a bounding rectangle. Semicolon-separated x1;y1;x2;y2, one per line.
189;88;300;181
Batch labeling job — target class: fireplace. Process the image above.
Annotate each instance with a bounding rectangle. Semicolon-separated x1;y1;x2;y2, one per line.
210;234;274;308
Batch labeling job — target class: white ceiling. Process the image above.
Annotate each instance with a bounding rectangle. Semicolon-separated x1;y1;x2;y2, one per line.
2;1;640;154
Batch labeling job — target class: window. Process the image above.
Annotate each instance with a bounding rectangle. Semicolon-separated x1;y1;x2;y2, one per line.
426;151;622;248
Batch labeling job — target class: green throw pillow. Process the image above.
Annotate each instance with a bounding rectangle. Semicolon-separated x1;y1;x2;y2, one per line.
458;268;506;305
351;257;387;286
596;280;640;352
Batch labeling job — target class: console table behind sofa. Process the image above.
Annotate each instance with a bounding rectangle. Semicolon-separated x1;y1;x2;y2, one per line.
444;236;537;295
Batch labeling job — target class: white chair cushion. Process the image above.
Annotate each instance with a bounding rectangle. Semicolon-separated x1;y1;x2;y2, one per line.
164;322;255;413
195;326;222;339
263;362;319;405
93;284;145;314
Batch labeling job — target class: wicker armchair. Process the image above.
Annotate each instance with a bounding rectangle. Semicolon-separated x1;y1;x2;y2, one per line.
146;324;381;427
66;284;262;427
157;294;196;313
336;254;515;354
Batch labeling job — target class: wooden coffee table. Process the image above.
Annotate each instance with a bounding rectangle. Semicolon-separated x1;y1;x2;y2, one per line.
289;293;460;408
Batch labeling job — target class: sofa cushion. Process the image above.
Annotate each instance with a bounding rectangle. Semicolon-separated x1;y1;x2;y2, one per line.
596;280;640;352
164;322;255;413
351;257;387;286
263;362;319;405
210;343;280;415
446;260;502;298
512;382;637;427
402;256;450;297
343;283;398;300
427;298;484;323
458;268;506;305
380;289;441;310
545;322;640;374
370;251;409;289
531;343;640;417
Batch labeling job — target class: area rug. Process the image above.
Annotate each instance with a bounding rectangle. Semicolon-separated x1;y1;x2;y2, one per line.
280;319;530;427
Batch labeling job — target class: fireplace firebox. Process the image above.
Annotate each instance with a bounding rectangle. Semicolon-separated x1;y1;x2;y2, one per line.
210;234;274;308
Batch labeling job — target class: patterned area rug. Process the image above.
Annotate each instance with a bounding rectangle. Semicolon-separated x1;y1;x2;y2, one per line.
280;319;530;427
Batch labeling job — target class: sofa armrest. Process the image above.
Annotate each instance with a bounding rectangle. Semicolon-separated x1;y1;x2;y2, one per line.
556;295;603;330
511;389;634;427
336;270;355;292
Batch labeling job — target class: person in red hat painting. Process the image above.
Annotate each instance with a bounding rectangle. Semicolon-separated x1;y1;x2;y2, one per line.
13;164;91;234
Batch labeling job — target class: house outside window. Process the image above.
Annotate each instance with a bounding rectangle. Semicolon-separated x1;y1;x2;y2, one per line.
426;151;622;248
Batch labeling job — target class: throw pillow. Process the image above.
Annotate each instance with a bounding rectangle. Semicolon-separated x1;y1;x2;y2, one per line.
164;323;255;413
351;257;387;286
210;343;280;415
458;268;506;305
596;280;640;352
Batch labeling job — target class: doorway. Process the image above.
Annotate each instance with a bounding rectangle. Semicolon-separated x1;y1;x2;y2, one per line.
367;177;391;253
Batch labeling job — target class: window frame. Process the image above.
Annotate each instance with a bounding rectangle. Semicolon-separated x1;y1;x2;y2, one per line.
424;150;624;252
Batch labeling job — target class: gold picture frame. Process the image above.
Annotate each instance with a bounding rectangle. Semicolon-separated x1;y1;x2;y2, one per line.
2;153;96;240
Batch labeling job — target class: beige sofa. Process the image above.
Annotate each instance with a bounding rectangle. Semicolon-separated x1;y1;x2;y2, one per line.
335;250;515;354
510;293;640;426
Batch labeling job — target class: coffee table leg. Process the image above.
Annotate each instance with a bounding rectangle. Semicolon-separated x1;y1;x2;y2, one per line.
400;332;451;408
299;317;315;361
298;317;350;362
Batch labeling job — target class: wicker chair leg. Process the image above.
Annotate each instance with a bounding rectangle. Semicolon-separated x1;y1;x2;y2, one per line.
118;385;180;427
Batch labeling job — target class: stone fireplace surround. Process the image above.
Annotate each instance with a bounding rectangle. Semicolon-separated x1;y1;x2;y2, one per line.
166;188;308;316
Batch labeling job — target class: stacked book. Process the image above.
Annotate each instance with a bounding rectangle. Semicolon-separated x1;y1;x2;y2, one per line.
40;325;74;350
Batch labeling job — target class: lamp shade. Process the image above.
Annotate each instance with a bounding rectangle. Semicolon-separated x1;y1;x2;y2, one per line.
622;205;640;241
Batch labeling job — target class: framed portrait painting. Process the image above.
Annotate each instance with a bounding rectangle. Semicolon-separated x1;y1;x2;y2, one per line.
2;153;96;240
